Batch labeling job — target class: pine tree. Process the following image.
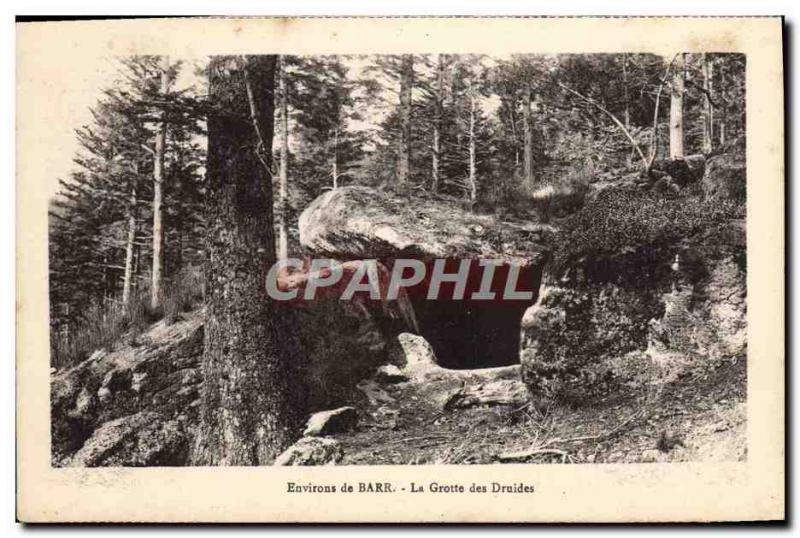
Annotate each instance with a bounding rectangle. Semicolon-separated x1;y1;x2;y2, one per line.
669;53;686;159
277;55;289;260
49;56;204;366
150;55;170;309
289;56;365;199
397;55;414;184
191;55;306;465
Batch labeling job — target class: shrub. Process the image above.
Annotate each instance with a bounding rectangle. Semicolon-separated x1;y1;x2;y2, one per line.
530;163;591;223
553;183;742;282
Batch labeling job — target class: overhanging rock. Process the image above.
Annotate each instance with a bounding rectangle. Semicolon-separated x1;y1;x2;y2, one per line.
299;187;557;369
299;186;554;266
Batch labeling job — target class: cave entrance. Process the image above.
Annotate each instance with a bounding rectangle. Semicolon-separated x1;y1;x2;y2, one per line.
403;260;543;370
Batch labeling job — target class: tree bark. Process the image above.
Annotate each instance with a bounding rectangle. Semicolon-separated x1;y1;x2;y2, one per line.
191;55;306;466
622;53;630;130
509;105;520;169
702;53;714;154
397;55;414;184
718;60;727;147
332;124;339;190
623;53;634;167
669;53;685;160
150;55;169;310
647;55;679;170
277;55;289;261
121;169;138;307
468;87;477;203
522;86;533;186
431;54;445;193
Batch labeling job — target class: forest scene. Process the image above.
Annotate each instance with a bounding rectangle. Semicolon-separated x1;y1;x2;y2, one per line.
49;52;747;466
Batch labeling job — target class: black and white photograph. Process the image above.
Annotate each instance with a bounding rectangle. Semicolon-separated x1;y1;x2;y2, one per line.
14;16;783;523
48;50;748;467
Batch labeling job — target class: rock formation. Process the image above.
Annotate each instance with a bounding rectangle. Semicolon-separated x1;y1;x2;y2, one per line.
299;186;555;369
299;186;553;266
520;176;746;403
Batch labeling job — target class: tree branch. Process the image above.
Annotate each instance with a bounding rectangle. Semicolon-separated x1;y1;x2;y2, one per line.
239;55;272;175
558;82;648;170
685;79;724;108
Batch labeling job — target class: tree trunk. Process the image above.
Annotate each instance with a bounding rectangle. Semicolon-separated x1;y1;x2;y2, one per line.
509;106;520;169
468;89;477;203
623;53;634;167
121;171;138;307
432;125;440;192
669;53;685;160
133;243;140;296
332;124;339;190
150;55;169;310
431;54;445;193
702;53;714;154
622;53;630;130
397;54;414;184
191;55;306;466
522;86;533;186
277;55;289;261
718;60;727;147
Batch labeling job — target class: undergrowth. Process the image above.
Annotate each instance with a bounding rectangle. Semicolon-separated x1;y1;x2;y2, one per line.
50;265;204;369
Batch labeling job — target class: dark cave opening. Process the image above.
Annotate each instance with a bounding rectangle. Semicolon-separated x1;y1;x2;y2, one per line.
403;260;543;370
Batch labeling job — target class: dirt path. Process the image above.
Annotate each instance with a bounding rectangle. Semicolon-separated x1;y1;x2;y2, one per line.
335;357;746;465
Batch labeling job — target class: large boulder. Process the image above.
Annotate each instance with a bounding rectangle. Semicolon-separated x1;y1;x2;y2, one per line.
646;155;705;190
66;412;191;467
287;290;414;409
520;283;659;404
703;152;746;203
300;187;553;370
51;315;205;466
521;182;746;404
299;186;553;266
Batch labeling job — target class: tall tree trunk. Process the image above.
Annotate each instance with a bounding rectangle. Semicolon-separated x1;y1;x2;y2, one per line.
133;243;140;295
431;54;445;193
397;54;414;184
191;55;306;466
332;124;339;190
623;53;634;167
277;55;289;261
121;170;138;307
718;60;727;147
701;53;714;154
669;53;685;160
622;53;630;130
509;106;520;169
522;86;533;186
468;89;477;203
432;125;440;192
150;55;169;309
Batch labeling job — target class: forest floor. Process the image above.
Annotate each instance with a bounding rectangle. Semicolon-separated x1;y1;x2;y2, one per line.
336;356;746;465
51;309;746;466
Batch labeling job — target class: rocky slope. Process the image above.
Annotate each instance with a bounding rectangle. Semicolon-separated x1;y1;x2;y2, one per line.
51;315;205;466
